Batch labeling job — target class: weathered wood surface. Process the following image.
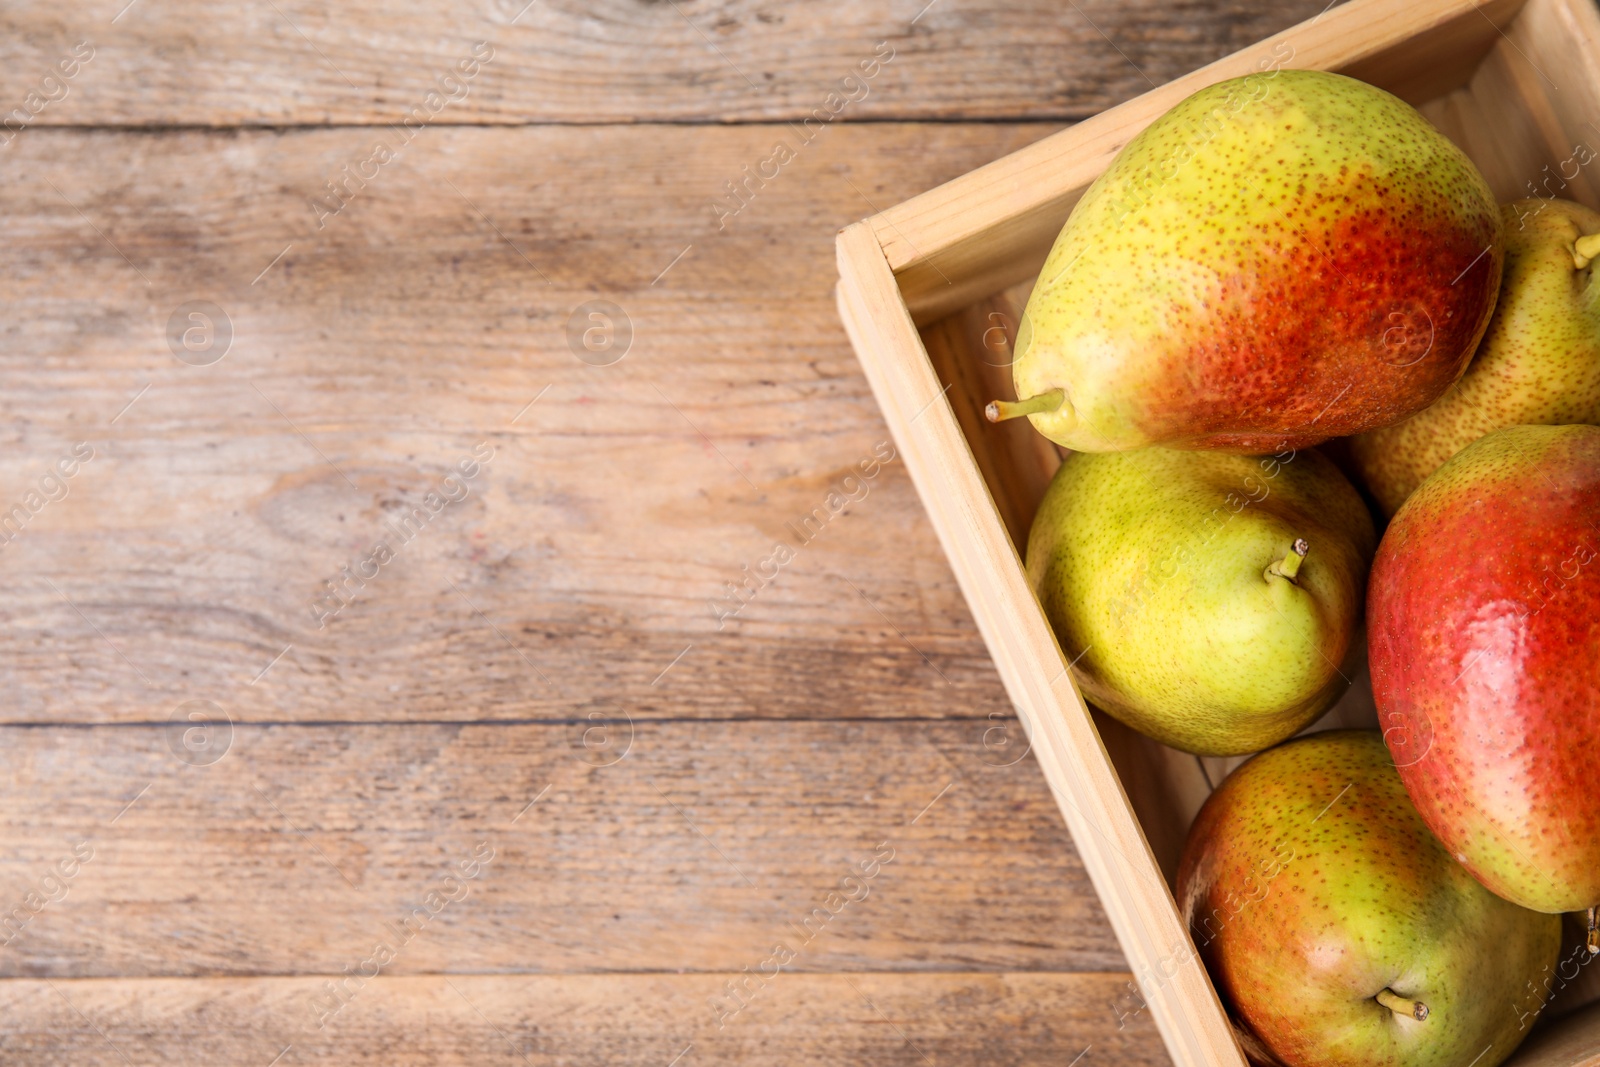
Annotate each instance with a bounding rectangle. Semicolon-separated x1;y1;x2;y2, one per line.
0;974;1169;1066
0;122;1055;725
0;721;1121;976
0;1;1341;126
0;1;1374;1063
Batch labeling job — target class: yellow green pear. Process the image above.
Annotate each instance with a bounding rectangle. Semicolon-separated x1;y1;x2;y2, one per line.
1026;447;1375;756
1352;198;1600;514
991;69;1500;453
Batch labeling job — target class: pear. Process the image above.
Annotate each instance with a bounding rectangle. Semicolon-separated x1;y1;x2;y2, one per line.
1352;199;1600;514
990;70;1500;453
1369;424;1600;919
1026;446;1374;756
1179;731;1561;1067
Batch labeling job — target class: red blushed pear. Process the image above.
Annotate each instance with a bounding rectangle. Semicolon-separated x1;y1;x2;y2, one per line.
987;69;1501;453
1369;424;1600;927
1352;199;1600;516
1179;732;1559;1067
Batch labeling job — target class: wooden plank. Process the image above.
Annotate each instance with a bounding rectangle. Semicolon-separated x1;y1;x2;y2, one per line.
0;973;1171;1066
869;0;1525;322
0;720;1126;976
1413;0;1600;210
1425;23;1592;207
0;121;1057;724
1500;0;1600;209
0;1;1338;127
1511;1002;1600;1067
835;222;1241;1067
916;279;1063;553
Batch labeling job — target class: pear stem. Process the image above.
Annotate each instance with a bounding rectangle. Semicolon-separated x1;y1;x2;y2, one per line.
985;388;1065;423
1376;988;1430;1022
1266;539;1310;584
1574;233;1600;270
1587;906;1598;955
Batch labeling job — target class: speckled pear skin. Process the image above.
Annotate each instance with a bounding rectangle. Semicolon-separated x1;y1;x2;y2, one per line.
1013;69;1501;453
1352;200;1600;515
1025;446;1375;756
1369;424;1600;913
1179;731;1560;1067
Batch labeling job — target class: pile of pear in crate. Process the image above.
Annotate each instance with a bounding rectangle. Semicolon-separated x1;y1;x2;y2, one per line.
988;69;1600;1067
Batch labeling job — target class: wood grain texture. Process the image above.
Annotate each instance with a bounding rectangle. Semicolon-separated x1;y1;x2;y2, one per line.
1513;1003;1600;1067
917;279;1062;552
0;1;1341;126
837;220;1240;1067
0;720;1129;977
0;973;1170;1066
0;121;1063;725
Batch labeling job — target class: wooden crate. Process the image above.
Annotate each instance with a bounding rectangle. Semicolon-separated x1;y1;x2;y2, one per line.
834;0;1600;1064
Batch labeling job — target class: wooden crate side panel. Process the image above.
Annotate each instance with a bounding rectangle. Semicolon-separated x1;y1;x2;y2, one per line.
1446;38;1591;205
835;222;1246;1067
1092;712;1217;888
1504;0;1600;208
1418;83;1547;201
1333;0;1525;102
914;281;1215;887
917;289;1062;550
898;236;1056;330
1511;995;1600;1067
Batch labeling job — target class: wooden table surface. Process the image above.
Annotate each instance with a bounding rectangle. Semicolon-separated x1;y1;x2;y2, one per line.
0;2;1336;1063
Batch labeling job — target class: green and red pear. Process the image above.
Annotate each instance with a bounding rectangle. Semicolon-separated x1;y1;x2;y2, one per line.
1180;731;1560;1067
1369;424;1600;918
1353;198;1600;514
991;69;1501;453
